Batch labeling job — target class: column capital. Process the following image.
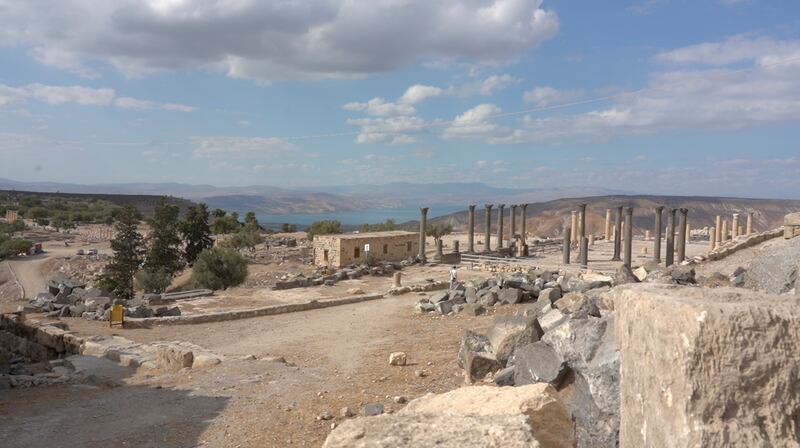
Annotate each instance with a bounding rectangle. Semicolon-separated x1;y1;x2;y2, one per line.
520;203;528;210
468;204;476;211
497;203;505;209
668;208;677;215
655;205;664;212
625;207;634;215
484;204;493;210
680;208;688;215
420;207;429;213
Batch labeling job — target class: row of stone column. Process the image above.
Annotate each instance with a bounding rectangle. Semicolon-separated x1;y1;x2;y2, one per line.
708;212;754;251
466;203;528;253
563;206;695;269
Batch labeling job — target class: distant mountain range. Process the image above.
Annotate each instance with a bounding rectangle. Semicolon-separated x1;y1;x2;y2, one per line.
0;178;626;215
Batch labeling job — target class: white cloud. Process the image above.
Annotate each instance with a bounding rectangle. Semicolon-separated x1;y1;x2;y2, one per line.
523;86;583;107
452;35;800;145
1;0;559;83
0;83;196;112
26;84;115;106
192;136;296;158
655;34;800;66
346;115;431;144
443;103;505;139
399;84;445;105
342;98;416;117
457;74;520;96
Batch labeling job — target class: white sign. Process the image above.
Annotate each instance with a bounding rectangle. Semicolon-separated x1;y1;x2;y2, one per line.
364;244;370;252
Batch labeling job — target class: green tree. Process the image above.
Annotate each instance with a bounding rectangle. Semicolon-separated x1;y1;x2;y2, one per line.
281;223;297;233
135;268;173;293
306;220;342;240
210;210;241;234
191;247;248;290
0;239;33;259
98;206;145;300
426;223;453;242
244;211;261;230
144;201;185;276
360;219;397;232
180;203;213;264
223;227;263;254
212;208;227;219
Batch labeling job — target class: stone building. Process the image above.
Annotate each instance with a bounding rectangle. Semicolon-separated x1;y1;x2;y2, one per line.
313;231;419;269
5;209;19;223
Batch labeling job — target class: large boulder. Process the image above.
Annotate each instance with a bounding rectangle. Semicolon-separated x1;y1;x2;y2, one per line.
457;330;500;382
613;265;638;285
323;413;540;448
486;315;543;364
539;287;562;304
616;284;800;447
542;313;619;448
744;236;800;294
510;341;566;386
498;287;523;305
400;384;575;448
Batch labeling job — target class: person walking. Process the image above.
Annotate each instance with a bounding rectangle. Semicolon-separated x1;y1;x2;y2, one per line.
449;265;458;290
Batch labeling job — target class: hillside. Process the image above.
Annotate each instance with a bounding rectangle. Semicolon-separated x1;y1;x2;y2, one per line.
0;190;195;219
424;195;800;237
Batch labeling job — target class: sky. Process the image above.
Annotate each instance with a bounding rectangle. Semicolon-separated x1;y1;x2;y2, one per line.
1;0;799;198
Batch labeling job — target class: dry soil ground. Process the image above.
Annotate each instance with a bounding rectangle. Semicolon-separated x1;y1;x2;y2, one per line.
0;227;716;448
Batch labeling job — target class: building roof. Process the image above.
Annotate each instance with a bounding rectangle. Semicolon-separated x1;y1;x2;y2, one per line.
323;230;418;240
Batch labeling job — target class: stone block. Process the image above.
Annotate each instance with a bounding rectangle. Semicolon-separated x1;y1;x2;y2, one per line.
401;384;574;448
498;287;523;305
616;284;800;447
486;314;543;364
510;341;566;386
538;287;562;304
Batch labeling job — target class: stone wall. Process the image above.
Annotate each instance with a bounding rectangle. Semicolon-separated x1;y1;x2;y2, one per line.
313;231;419;268
615;285;800;447
705;227;784;261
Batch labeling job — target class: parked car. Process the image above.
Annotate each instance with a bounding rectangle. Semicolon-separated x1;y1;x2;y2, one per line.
76;249;85;255
87;248;98;255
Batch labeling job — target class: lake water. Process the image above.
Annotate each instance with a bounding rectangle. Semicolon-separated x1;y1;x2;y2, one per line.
256;206;463;229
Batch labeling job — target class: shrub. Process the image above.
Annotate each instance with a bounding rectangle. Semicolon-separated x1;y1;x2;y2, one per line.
306;220;342;240
135;268;173;293
191;248;248;290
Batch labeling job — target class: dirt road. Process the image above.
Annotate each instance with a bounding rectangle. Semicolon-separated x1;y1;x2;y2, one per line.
1;285;499;447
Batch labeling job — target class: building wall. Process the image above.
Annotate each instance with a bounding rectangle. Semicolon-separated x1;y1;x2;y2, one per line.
314;233;419;268
5;210;19;223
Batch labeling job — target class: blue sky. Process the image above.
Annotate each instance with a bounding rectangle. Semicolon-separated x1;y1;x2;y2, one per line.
1;0;799;198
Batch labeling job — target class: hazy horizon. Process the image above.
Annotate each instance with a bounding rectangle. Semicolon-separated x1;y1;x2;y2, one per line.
2;1;799;199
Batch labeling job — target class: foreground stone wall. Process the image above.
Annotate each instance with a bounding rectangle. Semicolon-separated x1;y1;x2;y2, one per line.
615;285;800;447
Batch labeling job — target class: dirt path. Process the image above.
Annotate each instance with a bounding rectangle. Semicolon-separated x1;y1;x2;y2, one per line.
1;286;500;447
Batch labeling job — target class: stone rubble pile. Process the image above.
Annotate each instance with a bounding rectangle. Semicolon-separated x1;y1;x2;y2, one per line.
448;263;700;447
20;276;183;320
0;355;100;390
274;260;406;290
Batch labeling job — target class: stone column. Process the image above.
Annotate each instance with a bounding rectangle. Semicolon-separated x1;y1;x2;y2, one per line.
496;204;505;249
484;204;493;253
520;204;528;244
654;206;663;262
666;209;676;267
570;211;577;243
645;230;651;241
624;207;634;268
467;205;476;253
562;225;571;264
510;205;517;240
588;234;595;246
731;213;740;239
453;240;460;254
605;209;612;241
578;204;587;265
435;238;443;261
746;212;753;235
715;215;722;244
721;220;728;242
708;227;716;251
686;223;691;241
677;208;688;262
419;207;428;262
612;206;623;261
393;272;402;287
